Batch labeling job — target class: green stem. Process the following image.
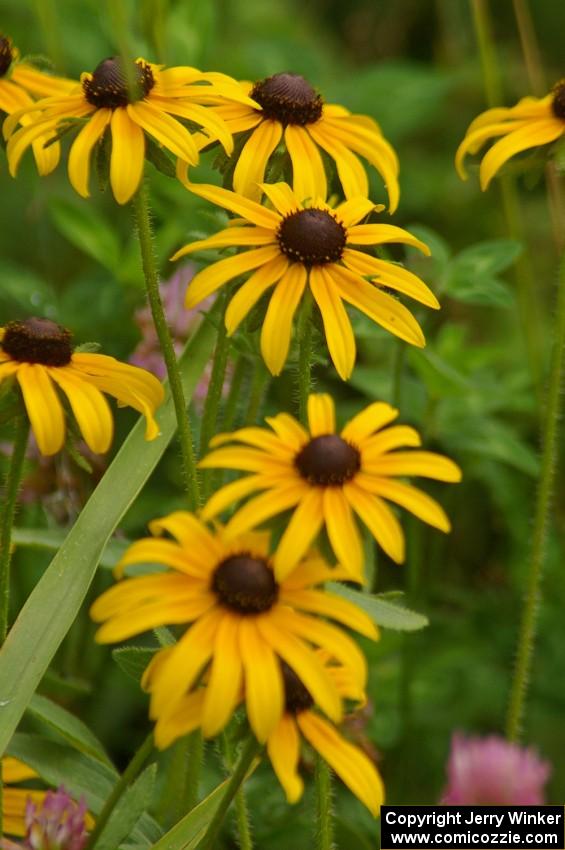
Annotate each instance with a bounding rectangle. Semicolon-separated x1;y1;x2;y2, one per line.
0;417;29;645
470;0;543;395
197;737;261;850
391;341;406;408
85;733;153;850
132;183;200;509
184;729;204;812
199;293;230;497
234;786;254;850
222;355;246;432
245;361;269;427
296;291;314;424
315;756;334;850
506;252;565;741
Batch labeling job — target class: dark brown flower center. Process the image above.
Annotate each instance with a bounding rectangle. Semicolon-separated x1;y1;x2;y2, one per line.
281;661;313;714
212;553;279;614
277;209;346;266
295;434;360;486
250;72;323;126
0;36;14;77
1;318;73;366
551;82;565;120
83;57;154;109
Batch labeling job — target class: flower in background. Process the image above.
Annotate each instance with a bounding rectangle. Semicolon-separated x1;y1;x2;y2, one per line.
1;758;46;839
3;56;253;203
0;33;74;176
180;71;399;210
455;82;565;190
22;787;89;850
200;393;461;581
440;733;551;804
130;265;230;410
173;181;437;380
91;514;377;747
0;317;164;455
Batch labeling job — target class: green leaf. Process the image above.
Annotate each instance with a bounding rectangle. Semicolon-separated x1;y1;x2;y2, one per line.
113;647;158;683
95;764;157;850
6;735;161;845
26;693;112;766
452;239;523;276
49;198;122;273
145;137;177;178
443;239;521;307
149;779;229;850
328;584;429;631
11;527;129;569
0;316;217;755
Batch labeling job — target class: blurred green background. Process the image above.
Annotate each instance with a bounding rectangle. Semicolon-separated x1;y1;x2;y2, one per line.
1;0;564;843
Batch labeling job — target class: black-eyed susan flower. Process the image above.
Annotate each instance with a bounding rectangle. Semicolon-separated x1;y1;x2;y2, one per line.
456;82;565;190
153;653;384;815
2;757;46;838
180;71;399;210
0;34;74;176
172;181;437;380
90;513;378;745
0;317;164;456
3;56;252;204
200;393;462;582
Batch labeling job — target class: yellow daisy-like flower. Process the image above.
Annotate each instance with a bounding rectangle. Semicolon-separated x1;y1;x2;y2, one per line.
182;71;399;211
200;393;462;582
0;34;74;176
172;181;437;380
2;757;46;837
456;82;565;190
0;317;164;456
156;654;384;816
90;512;378;745
3;55;252;204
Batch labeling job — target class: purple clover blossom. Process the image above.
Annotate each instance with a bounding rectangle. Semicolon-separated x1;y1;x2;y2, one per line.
440;733;551;805
130;263;230;410
23;787;89;850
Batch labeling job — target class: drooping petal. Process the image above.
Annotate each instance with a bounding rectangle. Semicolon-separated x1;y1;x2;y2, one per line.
285;124;327;204
342;249;439;309
67;108;111;198
154;98;233;154
17;364;64;456
297;711;384;815
239;617;284;742
127;100;198;163
308;123;369;199
233;119;283;201
224;484;306;539
307;394;336;436
49;367;114;454
362;476;451;532
225;254;288;335
267;714;303;803
261;264;307;375
344;484;405;563
273;489;325;581
109;107;145;204
283;609;368;686
281;587;378;639
455;119;531;179
309;265;356;380
184;246;281;309
153;690;205;750
201;613;243;737
479;118;563;190
322;487;364;581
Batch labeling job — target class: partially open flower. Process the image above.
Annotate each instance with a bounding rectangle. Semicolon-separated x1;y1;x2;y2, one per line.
0;317;164;455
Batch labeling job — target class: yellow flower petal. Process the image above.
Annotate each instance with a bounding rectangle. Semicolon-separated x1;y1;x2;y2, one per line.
322;487;364;581
2;757;38;784
154;690;205;750
114;538;209;579
330;264;426;348
455;120;531;180
201;613;243;738
149;511;223;560
200;474;265;522
273;488;325;581
154;98;233;154
225;255;288;335
67;108;111;198
297;711;384;816
365;450;462;481
283;609;367;686
309;265;356;380
90;573;194;619
285;124;327;204
261;264;307;375
479;118;563;190
340;401;398;443
334;197;376;227
342;249;439;309
94;593;215;643
49;367;114;454
239;617;284;742
17;363;65;456
308;123;369;200
347;223;430;254
171;226;276;260
180;181;280;229
127;100;198;163
224;484;305;540
260;182;303;217
264;412;308;449
109;107;145;204
361;425;422;458
362;476;451;532
344;483;404;563
233;119;283;201
307;393;336;436
281;588;378;639
184;246;281;308
267;714;303;803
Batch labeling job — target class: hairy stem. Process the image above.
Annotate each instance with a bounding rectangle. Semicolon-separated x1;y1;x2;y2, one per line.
315;756;334;850
0;417;29;644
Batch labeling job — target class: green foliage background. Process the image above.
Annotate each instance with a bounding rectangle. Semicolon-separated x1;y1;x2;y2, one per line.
1;0;564;843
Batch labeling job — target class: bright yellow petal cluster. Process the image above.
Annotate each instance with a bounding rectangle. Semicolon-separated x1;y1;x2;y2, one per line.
2;757;46;838
0;318;164;455
200;393;461;582
456;84;565;190
172;181;436;380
